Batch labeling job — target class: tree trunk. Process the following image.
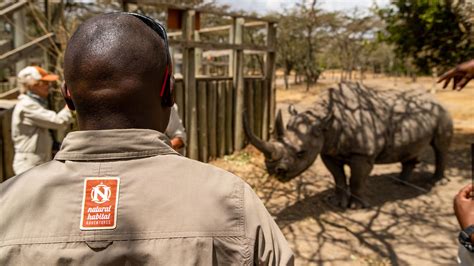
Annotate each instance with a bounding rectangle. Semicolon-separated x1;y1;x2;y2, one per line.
305;73;310;91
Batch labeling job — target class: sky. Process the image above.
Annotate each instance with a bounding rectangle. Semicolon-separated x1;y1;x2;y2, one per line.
216;0;391;14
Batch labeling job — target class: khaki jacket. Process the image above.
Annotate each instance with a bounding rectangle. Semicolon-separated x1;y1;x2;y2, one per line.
0;129;294;265
11;94;72;174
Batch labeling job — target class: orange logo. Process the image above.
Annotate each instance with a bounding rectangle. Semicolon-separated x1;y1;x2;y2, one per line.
80;177;120;230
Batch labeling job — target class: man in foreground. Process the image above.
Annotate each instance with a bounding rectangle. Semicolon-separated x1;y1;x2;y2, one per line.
0;13;294;265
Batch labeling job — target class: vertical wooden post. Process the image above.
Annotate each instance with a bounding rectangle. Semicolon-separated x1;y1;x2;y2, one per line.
225;80;234;154
261;79;269;140
0;111;4;182
182;10;198;160
207;81;217;159
217;81;226;157
254;79;263;139
265;22;277;137
121;0;129;11
245;79;254;145
43;0;51;70
175;80;185;122
233;17;245;151
197;81;208;162
13;7;27;72
228;23;234;77
2;109;14;179
195;30;202;76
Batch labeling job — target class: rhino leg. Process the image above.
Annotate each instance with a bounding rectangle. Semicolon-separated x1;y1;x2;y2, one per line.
431;114;453;181
321;155;349;208
348;155;373;209
431;140;448;181
398;159;419;181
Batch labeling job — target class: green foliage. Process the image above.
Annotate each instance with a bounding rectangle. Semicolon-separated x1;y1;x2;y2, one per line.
380;0;474;74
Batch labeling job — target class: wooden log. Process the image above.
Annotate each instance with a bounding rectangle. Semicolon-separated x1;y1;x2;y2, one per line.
261;79;269;140
0;111;4;182
197;81;208;162
253;79;263;139
225;80;233;154
217;81;226;157
207;81;217;159
1;108;14;179
265;22;277;137
174;80;185;123
182;10;198;159
244;79;254;145
233;17;245;151
168;40;273;52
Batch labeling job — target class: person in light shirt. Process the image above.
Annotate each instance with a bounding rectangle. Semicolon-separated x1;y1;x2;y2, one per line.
11;66;73;175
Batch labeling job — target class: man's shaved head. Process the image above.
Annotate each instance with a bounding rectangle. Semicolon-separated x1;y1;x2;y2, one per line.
63;13;170;131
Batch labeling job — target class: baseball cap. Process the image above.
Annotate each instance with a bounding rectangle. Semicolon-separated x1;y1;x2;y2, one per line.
17;66;59;82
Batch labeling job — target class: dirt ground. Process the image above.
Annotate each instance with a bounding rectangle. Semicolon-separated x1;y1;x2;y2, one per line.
210;73;474;265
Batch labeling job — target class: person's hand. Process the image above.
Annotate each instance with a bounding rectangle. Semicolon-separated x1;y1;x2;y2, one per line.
170;137;184;151
454;184;474;235
438;60;474;90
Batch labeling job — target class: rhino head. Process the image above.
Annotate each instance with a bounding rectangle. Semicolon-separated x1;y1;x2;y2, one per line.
244;105;326;182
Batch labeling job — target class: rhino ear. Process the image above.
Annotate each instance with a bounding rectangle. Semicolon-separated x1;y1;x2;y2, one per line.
274;109;285;140
288;104;298;116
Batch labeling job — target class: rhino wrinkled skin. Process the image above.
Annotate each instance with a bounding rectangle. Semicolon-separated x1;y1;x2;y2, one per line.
244;82;453;209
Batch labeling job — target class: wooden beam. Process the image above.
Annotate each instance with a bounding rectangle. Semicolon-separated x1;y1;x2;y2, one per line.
233;17;245;151
197;81;208;162
198;25;230;34
0;33;54;68
217;81;226;157
225;80;233;154
168;21;266;37
207;81;217;159
244;21;267;28
265;22;277;139
168;40;273;52
0;0;27;17
182;10;199;160
0;108;14;180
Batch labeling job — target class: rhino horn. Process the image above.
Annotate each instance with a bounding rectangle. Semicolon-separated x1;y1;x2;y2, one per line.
243;111;275;157
274;109;285;140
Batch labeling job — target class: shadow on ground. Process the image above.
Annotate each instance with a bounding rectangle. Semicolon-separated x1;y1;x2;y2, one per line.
233;131;473;265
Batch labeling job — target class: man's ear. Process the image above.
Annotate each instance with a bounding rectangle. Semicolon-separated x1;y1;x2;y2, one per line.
61;82;76;111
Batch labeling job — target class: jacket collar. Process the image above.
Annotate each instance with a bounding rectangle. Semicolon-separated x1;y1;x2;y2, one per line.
24;92;49;107
54;129;179;161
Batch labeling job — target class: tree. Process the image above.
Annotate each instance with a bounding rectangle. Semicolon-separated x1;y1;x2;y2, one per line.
276;0;338;90
380;0;474;74
275;9;305;89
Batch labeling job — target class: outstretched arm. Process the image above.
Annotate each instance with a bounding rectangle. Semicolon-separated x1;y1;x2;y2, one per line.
438;60;474;91
23;105;73;130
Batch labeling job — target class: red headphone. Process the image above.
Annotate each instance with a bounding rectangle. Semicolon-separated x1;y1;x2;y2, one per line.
124;12;175;107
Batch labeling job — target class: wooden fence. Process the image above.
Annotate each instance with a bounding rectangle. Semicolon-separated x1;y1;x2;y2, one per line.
175;76;270;162
0;2;277;181
0;108;14;182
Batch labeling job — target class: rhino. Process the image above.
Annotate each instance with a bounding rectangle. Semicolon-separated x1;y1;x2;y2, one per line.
244;82;453;208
